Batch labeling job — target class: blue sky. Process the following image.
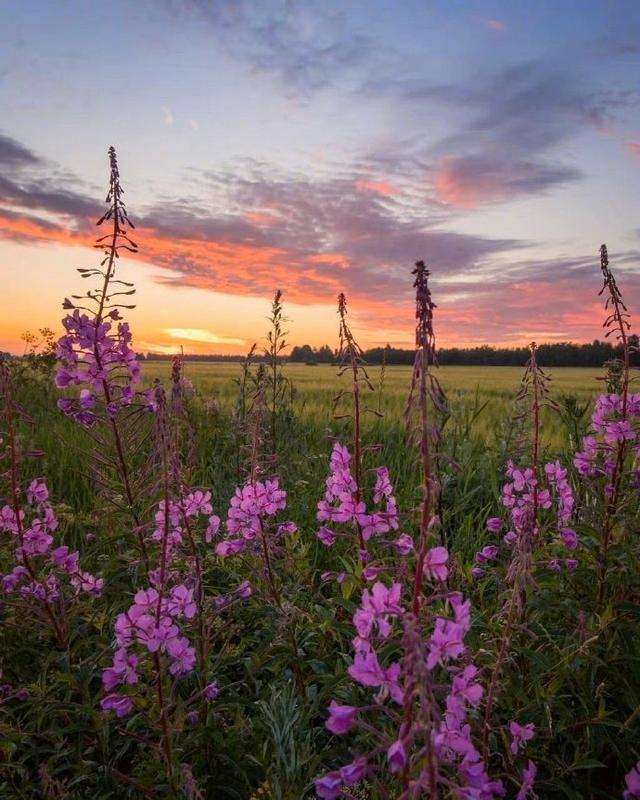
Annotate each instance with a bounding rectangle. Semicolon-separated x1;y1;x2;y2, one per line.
1;0;639;353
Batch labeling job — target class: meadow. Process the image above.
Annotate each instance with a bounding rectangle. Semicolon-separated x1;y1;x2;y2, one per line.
1;149;639;800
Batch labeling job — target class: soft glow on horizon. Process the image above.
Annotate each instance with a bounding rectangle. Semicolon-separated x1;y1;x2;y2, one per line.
0;1;638;355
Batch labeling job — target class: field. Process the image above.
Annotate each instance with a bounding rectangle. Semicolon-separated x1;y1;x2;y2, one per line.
1;157;639;800
31;362;601;516
142;361;603;442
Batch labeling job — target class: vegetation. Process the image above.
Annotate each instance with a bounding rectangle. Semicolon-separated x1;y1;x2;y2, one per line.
0;149;639;800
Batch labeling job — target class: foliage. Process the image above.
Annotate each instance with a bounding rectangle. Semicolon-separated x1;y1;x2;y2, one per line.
1;151;639;800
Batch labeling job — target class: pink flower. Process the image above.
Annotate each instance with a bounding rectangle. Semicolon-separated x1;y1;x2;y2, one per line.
393;533;413;555
423;546;449;581
27;480;49;505
326;700;357;735
486;517;503;532
315;772;343;799
167;585;196;619
102;648;138;691
348;650;385;688
516;760;537;800
427;617;466;668
100;693;133;718
624;761;640;799
339;757;367;784
317;527;337;546
509;721;535;755
167;636;196;675
205;515;220;542
451;665;483;706
475;545;498;563
205;681;219;700
183;490;213;517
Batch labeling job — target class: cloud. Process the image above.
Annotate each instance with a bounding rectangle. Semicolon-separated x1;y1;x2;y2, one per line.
626;141;640;158
162;107;175;125
364;62;640;206
160;0;372;94
0;131;100;223
0;134;43;168
164;327;245;345
434;155;580;208
1;132;637;347
0;133;518;311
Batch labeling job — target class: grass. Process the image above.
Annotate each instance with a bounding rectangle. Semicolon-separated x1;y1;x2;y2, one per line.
141;361;601;444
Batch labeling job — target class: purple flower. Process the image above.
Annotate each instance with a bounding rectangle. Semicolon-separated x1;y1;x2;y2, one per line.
423;546;449;582
205;681;219;700
315;771;343;799
486;517;503;533
205;514;221;542
471;567;486;580
326;700;357;735
509;721;535;755
166;636;196;675
516;760;537;800
387;740;407;773
427;617;466;668
100;693;133;718
559;527;578;550
475;545;498;563
102;648;139;691
348;650;385;688
317;527;337;546
167;585;196;619
624;761;640;799
339;757;367;785
393;533;414;555
504;531;517;546
27;480;49;505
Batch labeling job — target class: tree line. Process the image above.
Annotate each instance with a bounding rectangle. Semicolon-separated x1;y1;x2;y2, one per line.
289;338;640;367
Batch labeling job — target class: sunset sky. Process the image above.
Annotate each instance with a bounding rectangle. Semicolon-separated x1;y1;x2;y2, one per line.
1;0;639;355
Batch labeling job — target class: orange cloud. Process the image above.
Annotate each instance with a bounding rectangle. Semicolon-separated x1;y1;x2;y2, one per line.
626;141;640;158
243;210;279;225
434;158;501;208
354;180;400;197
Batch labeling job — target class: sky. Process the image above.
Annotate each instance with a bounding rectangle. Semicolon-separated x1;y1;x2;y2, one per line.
1;0;639;355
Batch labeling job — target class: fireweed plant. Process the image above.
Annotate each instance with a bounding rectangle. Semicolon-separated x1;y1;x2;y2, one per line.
55;146;156;568
315;264;506;799
474;343;576;791
2;140;640;799
574;245;640;607
0;361;103;648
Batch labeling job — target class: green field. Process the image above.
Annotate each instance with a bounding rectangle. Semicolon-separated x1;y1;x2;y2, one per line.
25;362;601;520
143;361;601;443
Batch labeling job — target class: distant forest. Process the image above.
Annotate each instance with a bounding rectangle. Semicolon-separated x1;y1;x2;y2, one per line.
141;337;639;367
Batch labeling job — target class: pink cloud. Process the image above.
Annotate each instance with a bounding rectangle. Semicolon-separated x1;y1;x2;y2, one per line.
354;179;400;197
626;141;640;158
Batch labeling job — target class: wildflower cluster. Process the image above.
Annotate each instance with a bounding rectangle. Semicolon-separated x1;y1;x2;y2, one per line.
1;477;103;600
316;442;406;567
317;565;507;798
215;477;296;559
56;308;155;423
474;458;577;580
574;392;640;486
